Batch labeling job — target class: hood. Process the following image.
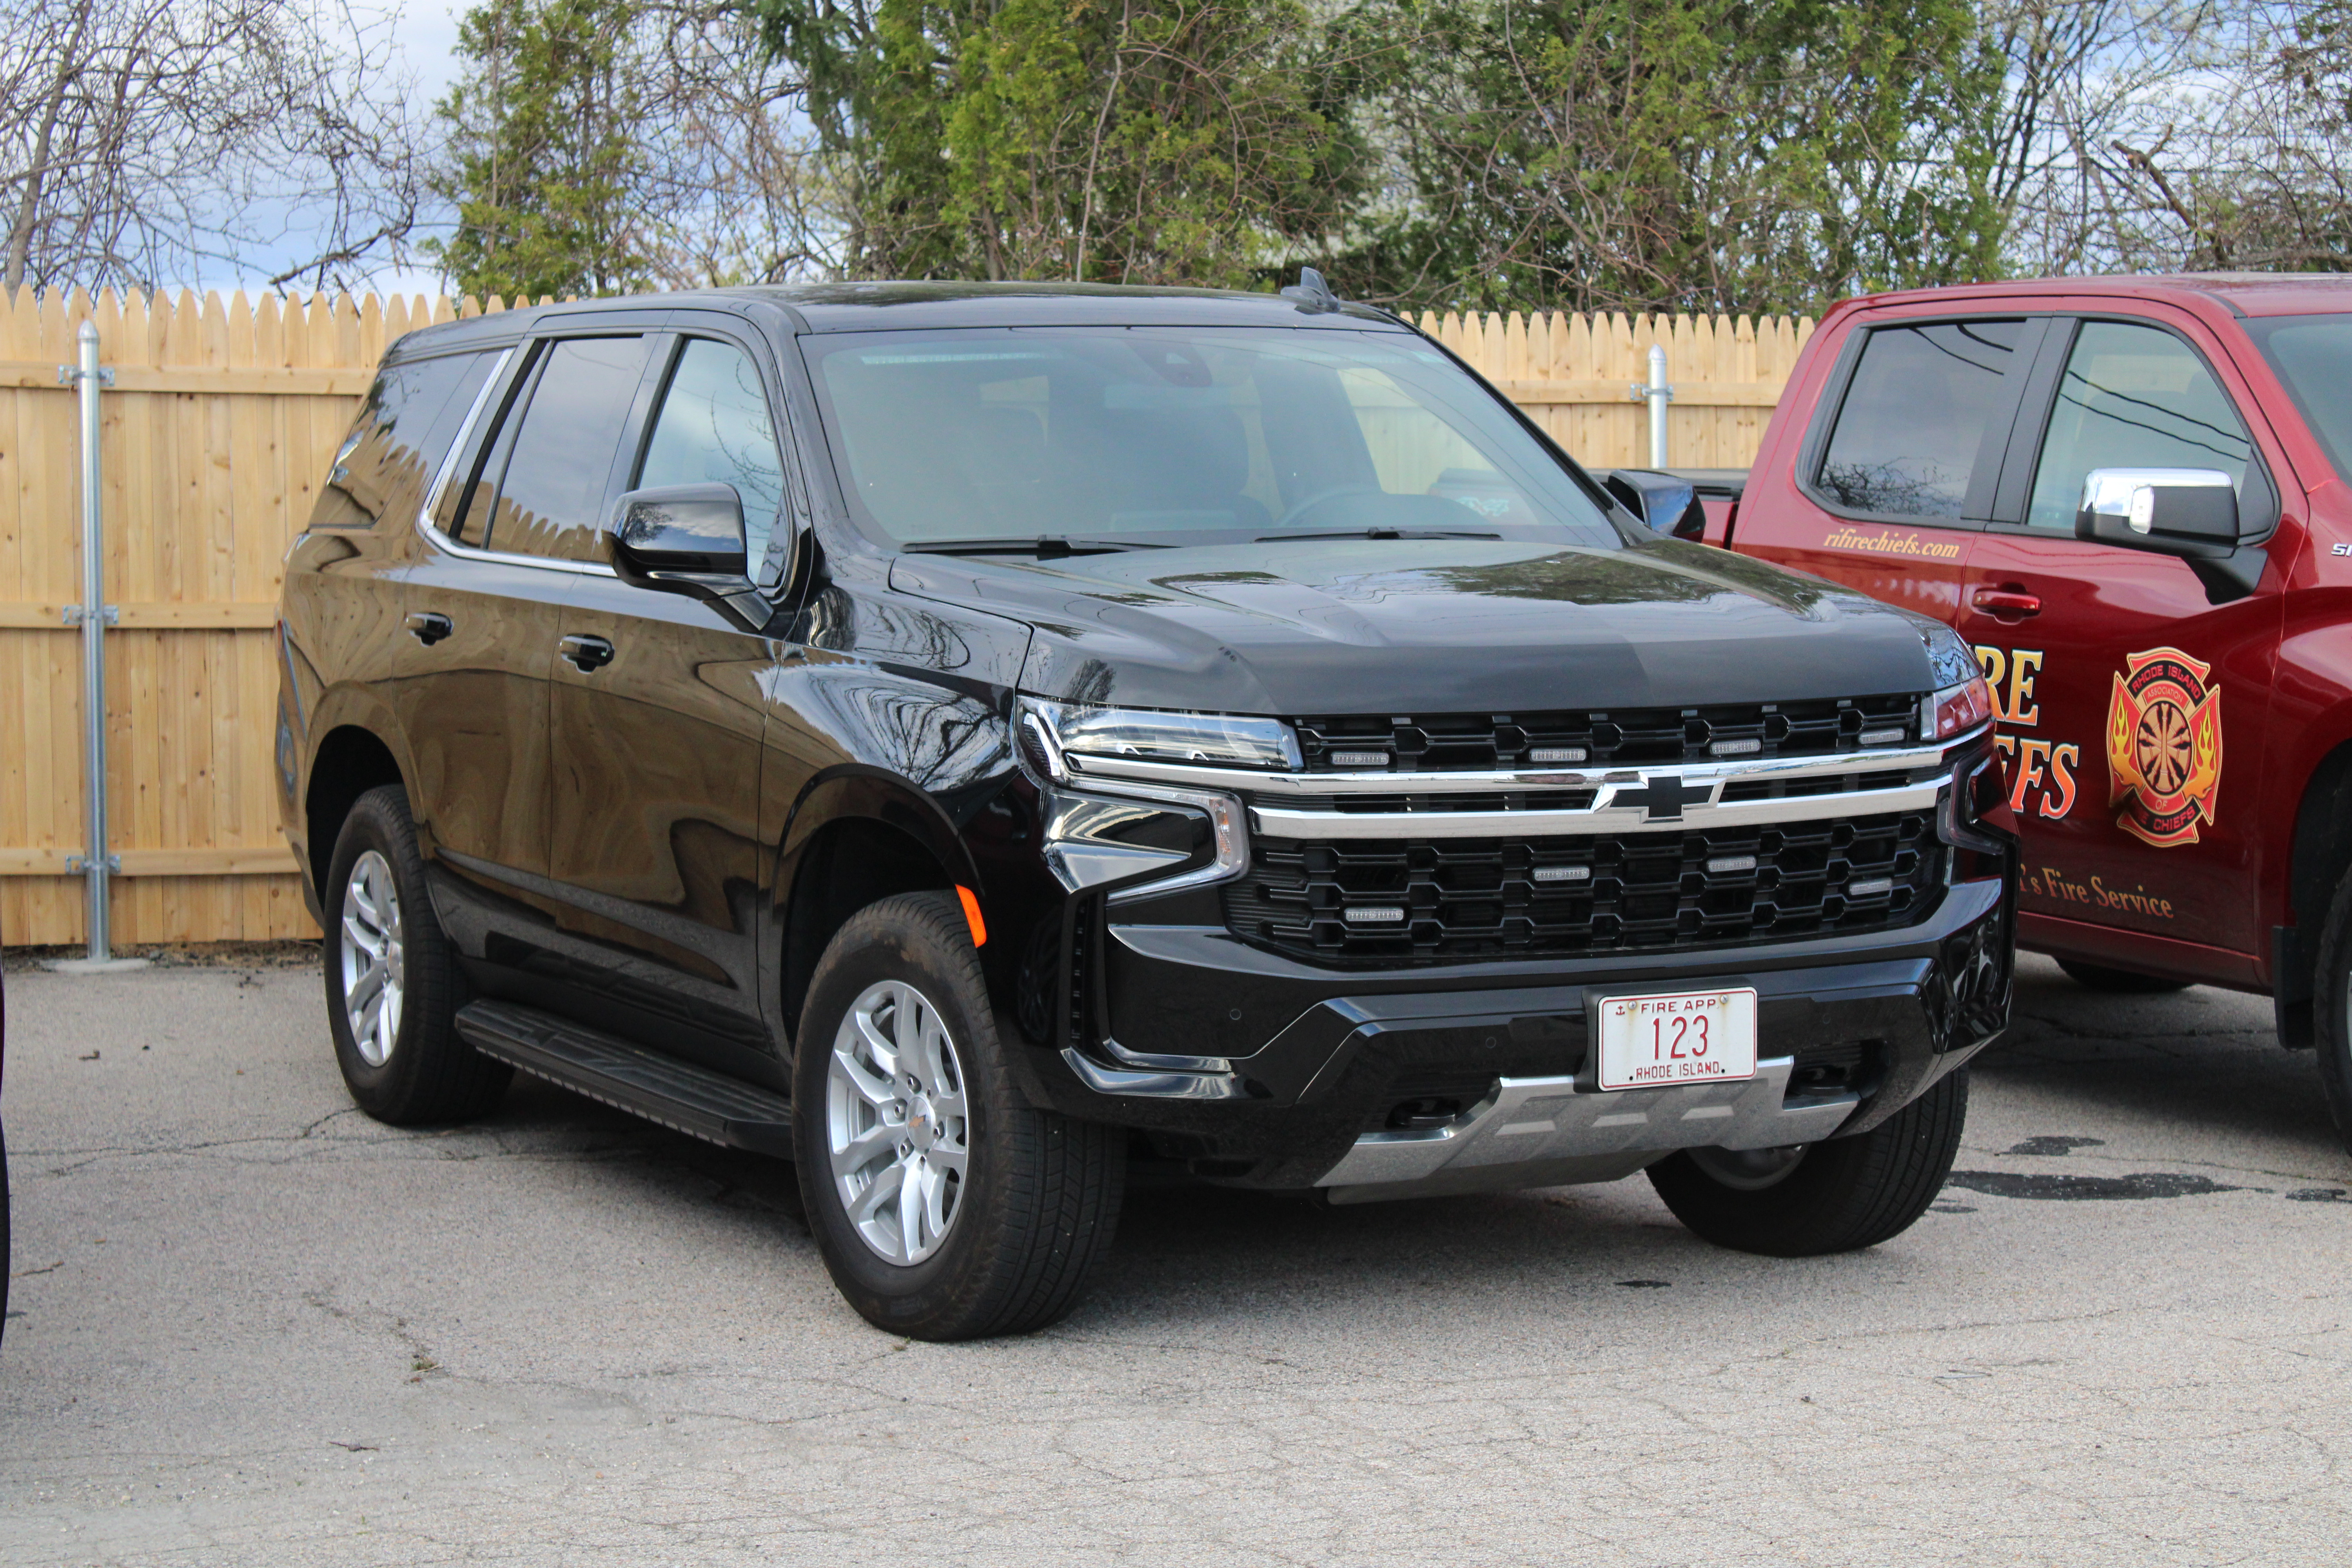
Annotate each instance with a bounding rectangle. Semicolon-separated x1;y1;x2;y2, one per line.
885;537;1943;715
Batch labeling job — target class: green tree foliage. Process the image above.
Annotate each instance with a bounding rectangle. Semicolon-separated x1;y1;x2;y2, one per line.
1327;0;2011;313
755;0;1370;284
426;0;651;299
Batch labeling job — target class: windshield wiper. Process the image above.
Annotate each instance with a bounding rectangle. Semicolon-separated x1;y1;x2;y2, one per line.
902;535;1170;558
1259;528;1502;542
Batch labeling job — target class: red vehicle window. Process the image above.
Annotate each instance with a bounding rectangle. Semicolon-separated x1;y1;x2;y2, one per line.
1815;320;2029;520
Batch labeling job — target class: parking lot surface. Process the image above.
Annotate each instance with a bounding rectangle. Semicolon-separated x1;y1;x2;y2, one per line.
2;950;2348;1566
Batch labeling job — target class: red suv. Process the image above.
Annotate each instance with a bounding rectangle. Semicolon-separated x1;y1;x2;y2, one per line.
1625;276;2352;1142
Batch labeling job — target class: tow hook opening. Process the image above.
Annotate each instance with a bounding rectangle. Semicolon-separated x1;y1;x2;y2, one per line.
1386;1096;1467;1132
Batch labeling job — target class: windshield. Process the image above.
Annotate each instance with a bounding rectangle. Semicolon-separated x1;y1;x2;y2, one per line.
798;325;1625;550
2248;313;2352;483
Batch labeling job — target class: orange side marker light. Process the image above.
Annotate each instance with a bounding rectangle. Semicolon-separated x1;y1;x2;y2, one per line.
955;884;988;948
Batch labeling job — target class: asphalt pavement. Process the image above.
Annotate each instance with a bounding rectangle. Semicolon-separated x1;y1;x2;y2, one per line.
1;949;2348;1566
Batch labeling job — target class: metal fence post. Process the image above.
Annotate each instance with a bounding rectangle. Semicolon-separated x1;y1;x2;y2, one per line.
51;319;140;974
1633;343;1674;469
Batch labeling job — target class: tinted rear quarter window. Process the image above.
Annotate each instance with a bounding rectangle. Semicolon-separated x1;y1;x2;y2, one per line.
1815;320;2025;518
311;352;491;529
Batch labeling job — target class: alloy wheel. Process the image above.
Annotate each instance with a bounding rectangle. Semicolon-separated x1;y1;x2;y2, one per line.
827;979;970;1265
339;849;405;1068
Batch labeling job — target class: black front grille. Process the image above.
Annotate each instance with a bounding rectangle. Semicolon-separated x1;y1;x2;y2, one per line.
1294;695;1920;773
1224;812;1941;964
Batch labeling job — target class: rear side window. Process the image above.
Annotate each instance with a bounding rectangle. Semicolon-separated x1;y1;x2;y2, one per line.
459;336;649;561
2025;321;2254;531
312;352;491;529
635;338;787;532
1815;320;2026;518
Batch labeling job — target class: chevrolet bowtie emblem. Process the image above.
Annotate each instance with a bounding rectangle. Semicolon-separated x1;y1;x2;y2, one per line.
1615;774;1712;820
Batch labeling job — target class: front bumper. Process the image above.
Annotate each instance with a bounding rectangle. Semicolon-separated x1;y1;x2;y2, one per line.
1004;873;2011;1194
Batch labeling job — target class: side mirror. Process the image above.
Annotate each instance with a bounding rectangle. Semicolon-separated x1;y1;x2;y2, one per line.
605;484;770;629
2075;467;2265;604
1601;469;1704;539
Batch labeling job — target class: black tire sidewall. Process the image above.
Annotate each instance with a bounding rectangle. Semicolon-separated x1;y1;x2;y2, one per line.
322;786;475;1121
793;894;1017;1333
2312;877;2352;1146
1650;1067;1969;1256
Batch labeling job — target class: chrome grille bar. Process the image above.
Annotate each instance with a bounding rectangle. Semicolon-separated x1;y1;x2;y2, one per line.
1249;777;1944;840
1064;732;1976;800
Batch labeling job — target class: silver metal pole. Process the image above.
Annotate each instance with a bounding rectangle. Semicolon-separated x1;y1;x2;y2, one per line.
62;320;120;964
1645;343;1673;469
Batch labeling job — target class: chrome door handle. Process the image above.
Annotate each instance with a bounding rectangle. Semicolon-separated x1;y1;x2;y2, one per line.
558;633;615;672
405;610;453;645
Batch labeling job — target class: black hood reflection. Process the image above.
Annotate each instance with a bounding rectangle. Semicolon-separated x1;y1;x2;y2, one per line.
885;535;1941;715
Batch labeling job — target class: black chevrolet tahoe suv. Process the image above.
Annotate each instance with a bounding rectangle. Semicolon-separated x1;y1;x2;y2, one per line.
277;280;2016;1340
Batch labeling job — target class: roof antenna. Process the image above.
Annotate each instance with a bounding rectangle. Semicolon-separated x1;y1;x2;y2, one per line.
1280;266;1340;314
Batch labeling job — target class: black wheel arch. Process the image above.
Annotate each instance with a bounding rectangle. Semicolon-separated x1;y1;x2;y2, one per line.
302;723;409;922
773;767;989;1050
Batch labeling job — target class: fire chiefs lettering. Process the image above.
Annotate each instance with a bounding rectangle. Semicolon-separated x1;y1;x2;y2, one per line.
2107;647;2223;848
1972;645;2079;819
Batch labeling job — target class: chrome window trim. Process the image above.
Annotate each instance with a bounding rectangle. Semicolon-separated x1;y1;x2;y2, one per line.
414;345;618;578
1063;728;1983;800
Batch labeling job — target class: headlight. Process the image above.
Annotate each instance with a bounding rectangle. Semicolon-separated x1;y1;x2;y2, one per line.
1918;626;1994;741
1924;675;1995;740
1016;696;1301;781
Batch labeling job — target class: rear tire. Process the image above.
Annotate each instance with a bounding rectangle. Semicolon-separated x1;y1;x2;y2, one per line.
1648;1068;1968;1256
323;785;509;1125
795;892;1124;1341
2056;958;2190;994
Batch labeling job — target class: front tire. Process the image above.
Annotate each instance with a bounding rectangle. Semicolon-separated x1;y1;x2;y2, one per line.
323;785;509;1125
2310;874;2352;1152
1648;1068;1968;1256
2056;958;2190;994
795;892;1124;1341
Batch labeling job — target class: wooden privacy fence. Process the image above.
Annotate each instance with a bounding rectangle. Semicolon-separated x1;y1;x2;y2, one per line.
0;290;1813;947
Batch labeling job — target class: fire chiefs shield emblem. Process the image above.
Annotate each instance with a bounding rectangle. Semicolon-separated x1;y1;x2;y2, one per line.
2106;647;2223;848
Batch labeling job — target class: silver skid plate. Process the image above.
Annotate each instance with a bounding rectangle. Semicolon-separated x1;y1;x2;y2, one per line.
1316;1056;1858;1204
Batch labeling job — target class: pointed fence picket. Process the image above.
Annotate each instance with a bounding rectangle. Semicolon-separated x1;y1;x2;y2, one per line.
0;291;1807;945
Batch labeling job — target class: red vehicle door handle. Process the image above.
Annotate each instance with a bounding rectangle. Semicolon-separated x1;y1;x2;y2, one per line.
1971;588;2041;617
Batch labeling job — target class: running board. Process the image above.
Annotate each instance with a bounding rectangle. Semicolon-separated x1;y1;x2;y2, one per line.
455;1000;795;1157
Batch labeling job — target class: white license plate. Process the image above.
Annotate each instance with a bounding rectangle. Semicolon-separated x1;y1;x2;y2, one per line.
1596;988;1759;1091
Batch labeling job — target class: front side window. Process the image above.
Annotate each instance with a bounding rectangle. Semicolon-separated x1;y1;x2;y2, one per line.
1815;319;2026;519
635;338;788;532
455;336;649;561
798;326;1622;549
2025;321;2254;532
